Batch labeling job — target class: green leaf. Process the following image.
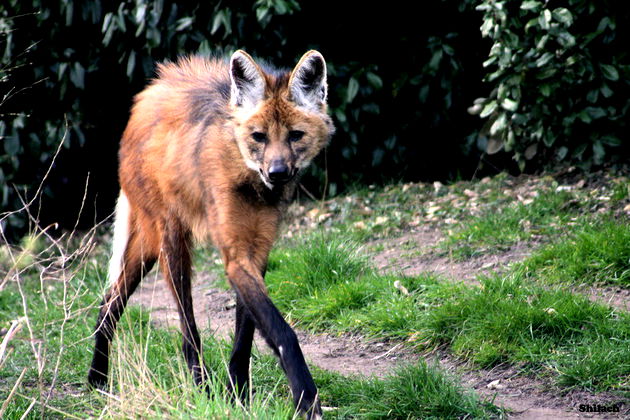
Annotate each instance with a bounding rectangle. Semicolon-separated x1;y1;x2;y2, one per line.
599;64;619;81
362;103;380;114
468;102;484;115
126;51;136;79
116;3;127;33
366;72;383;90
273;0;288;14
539;84;551;97
600;136;621;146
585;107;606;119
211;11;223;34
521;1;541;11
65;1;73;25
586;89;599;103
334;109;347;124
346;78;359;103
597;17;612;32
538;9;551;30
134;3;147;24
256;6;269;23
536;67;557;79
577;110;592;124
102;15;116;45
480;18;493;37
501;98;518;112
593;141;605;163
525;17;539;32
483;56;497;68
176;17;193;31
70;62;85;89
557;32;576;48
536;34;549;50
556;146;568;160
490;113;507;135
600;83;614;98
101;12;113;32
552;8;572;26
428;49;442;70
497;83;507;101
542;132;556;147
487;137;504;154
517;156;526;172
535;52;553;67
57;62;68;79
4;135;19;156
479;101;497;118
418;85;429;103
524;143;538;159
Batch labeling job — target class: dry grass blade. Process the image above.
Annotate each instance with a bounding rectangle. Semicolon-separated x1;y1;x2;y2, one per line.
0;367;27;417
0;317;24;366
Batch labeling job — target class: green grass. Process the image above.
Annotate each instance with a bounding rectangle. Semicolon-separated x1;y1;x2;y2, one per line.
0;239;498;419
441;189;579;259
266;233;630;393
519;219;630;286
266;235;465;338
317;362;501;419
3;171;629;417
423;275;630;391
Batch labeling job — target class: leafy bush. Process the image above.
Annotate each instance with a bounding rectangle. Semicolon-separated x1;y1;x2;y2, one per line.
470;0;630;169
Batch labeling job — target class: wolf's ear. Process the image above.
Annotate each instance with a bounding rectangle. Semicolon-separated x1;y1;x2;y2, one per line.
230;50;265;108
289;50;328;110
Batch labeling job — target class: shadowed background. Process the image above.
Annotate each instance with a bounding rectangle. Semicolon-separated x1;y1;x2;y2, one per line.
1;0;629;240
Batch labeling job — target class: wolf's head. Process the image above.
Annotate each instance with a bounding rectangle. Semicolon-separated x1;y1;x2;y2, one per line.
229;50;335;189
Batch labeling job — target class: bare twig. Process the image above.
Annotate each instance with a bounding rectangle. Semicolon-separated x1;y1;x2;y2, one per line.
0;317;24;365
371;343;403;361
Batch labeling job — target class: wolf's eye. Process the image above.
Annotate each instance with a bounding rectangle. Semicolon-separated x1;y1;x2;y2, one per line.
288;130;305;142
251;132;267;143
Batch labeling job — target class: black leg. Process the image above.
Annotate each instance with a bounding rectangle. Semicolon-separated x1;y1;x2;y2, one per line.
228;296;256;401
161;222;209;387
228;263;321;419
88;253;155;389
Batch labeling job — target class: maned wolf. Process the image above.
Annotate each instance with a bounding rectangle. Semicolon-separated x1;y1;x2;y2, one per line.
88;50;334;418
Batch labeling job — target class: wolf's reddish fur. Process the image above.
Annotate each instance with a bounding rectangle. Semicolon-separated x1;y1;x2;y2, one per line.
88;51;334;418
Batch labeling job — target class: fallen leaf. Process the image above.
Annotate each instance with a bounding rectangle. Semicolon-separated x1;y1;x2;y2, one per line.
394;280;409;295
486;379;505;390
353;221;367;229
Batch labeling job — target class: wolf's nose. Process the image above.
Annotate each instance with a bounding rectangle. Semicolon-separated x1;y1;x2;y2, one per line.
268;160;290;183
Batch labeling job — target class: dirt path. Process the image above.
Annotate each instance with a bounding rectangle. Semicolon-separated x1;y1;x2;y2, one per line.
129;272;415;378
443;357;625;419
374;226;630;314
128;225;627;419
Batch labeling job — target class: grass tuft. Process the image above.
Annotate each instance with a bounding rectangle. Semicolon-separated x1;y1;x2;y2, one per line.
442;189;579;259
520;219;630;286
422;275;630;391
317;361;502;419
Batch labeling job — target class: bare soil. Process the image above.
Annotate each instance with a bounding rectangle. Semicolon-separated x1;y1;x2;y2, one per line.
128;225;628;418
371;226;532;283
129;272;416;379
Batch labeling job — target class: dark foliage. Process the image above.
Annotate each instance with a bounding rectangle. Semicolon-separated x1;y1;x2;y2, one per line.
0;0;628;240
471;0;630;169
